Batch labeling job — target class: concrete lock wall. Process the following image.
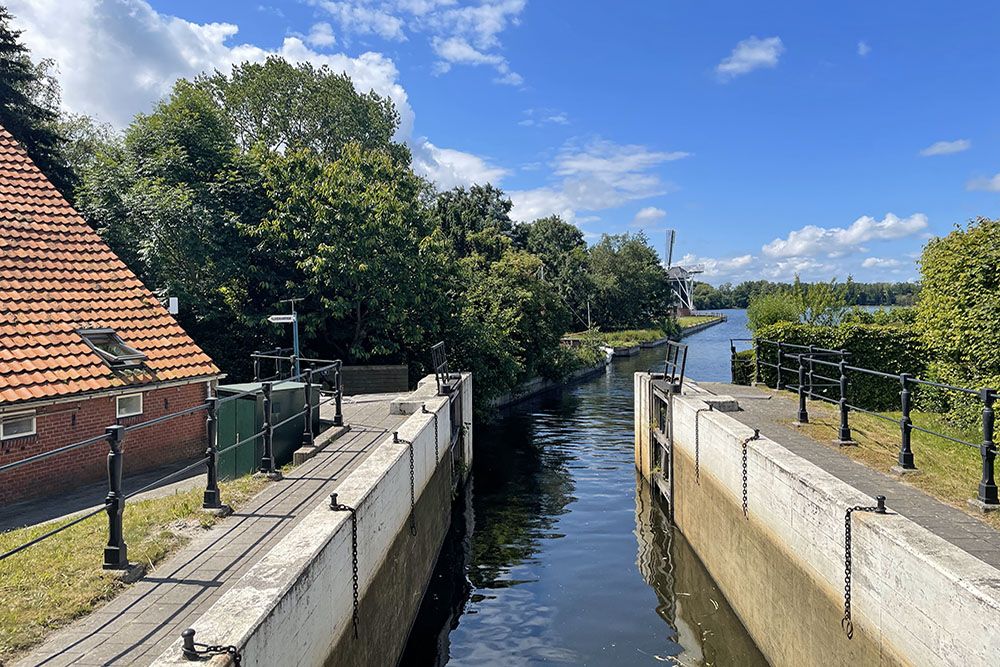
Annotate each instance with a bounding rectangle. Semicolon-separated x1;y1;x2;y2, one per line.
151;373;472;667
634;372;1000;667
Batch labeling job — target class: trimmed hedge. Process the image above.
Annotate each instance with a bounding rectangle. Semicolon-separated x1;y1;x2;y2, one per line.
754;322;928;411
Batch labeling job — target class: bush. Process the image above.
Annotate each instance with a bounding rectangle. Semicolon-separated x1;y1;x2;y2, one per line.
916;217;1000;425
661;316;682;341
755;322;928;410
746;292;800;332
731;349;754;385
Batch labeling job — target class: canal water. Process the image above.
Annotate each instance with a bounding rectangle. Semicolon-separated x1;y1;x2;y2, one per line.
402;310;766;666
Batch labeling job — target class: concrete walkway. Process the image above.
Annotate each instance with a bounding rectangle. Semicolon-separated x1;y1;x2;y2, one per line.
699;381;1000;570
16;395;407;667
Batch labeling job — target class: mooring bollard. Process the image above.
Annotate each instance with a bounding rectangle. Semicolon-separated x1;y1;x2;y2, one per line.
103;425;128;569
978;389;998;505
334;363;344;427
203;396;222;509
302;369;315;448
898;374;916;470
837;354;852;443
259;382;276;476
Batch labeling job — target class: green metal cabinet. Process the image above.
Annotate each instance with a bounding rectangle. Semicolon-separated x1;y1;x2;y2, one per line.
216;381;320;480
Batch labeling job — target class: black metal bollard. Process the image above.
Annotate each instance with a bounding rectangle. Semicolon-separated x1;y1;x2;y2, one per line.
898;374;916;470
797;355;809;424
302;369;315;447
103;425;128;569
203;397;222;509
181;628;197;660
978;389;998;505
259;382;276;475
333;362;344;427
838;354;852;443
776;342;785;390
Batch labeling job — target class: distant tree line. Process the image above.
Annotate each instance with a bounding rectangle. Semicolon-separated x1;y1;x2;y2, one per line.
693;279;920;310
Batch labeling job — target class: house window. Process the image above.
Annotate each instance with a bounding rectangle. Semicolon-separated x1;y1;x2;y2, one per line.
1;412;36;440
116;393;143;418
78;328;146;369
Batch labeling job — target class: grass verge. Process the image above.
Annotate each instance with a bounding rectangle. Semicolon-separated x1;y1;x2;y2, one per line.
677;315;720;329
0;474;269;661
794;400;1000;531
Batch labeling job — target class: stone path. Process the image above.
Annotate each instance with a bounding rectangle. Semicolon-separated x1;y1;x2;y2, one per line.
16;395;407;667
699;381;1000;570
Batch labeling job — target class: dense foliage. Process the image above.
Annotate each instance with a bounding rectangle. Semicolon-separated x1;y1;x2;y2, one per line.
915;217;1000;423
753;322;928;410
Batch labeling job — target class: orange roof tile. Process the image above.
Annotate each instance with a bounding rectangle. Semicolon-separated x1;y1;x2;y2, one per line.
0;125;219;405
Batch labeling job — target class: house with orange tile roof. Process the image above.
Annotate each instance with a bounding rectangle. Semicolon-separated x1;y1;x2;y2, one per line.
0;124;222;504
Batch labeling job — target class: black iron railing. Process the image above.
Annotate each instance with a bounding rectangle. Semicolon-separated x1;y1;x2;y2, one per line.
431;341;456;395
662;341;689;393
0;356;344;567
733;339;998;507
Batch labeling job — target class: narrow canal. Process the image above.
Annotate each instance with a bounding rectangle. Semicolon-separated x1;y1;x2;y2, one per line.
402;310;766;666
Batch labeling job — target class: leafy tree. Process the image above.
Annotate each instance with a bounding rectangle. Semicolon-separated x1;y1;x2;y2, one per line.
431;184;515;262
515;215;593;326
200;57;407;163
77;80;268;374
588;232;669;330
0;7;72;193
256;143;445;361
746;292;800;332
916;217;1000;421
791;276;851;326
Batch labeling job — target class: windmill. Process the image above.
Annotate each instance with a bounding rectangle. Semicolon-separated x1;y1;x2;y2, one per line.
664;229;703;316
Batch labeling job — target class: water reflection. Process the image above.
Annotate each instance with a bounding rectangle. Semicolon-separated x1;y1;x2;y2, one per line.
403;313;764;665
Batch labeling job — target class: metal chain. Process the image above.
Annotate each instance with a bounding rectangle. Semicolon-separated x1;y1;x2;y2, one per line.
423;404;439;461
842;496;886;639
740;430;761;518
408;438;416;535
183;641;242;665
693;406;713;484
329;496;360;638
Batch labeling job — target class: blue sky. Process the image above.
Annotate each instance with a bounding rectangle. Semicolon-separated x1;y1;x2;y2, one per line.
10;1;1000;284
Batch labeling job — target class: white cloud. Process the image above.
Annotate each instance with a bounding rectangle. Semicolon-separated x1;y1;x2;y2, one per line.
8;0;507;191
518;108;568;127
861;257;901;269
919;139;970;156
315;1;407;41
716;36;784;80
632;206;666;225
306;22;337;48
857;41;871;57
315;0;525;84
509;139;688;223
762;213;928;258
967;173;1000;192
411;138;507;189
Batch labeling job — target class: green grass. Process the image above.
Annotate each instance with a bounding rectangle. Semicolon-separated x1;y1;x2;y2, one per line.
677;315;720;329
602;328;666;347
0;474;269;661
793;400;1000;531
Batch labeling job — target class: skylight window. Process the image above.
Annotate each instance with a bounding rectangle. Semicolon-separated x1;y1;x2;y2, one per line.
78;328;146;369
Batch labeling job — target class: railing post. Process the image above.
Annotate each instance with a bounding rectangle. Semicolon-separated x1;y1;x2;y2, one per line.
898;373;916;470
252;352;261;381
258;382;279;478
806;345;816;400
288;354;296;380
203;396;222;509
977;389;998;505
730;341;737;383
753;339;762;385
797;354;809;424
302;369;315;447
333;362;344;427
776;342;785;390
103;425;128;569
837;352;852;443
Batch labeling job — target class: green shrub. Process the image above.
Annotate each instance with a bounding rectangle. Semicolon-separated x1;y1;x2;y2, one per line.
746;292;800;332
754;322;928;410
731;349;754;385
916;217;1000;425
661;316;682;341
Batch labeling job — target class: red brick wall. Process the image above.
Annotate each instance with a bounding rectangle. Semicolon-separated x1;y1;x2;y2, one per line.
0;381;210;506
